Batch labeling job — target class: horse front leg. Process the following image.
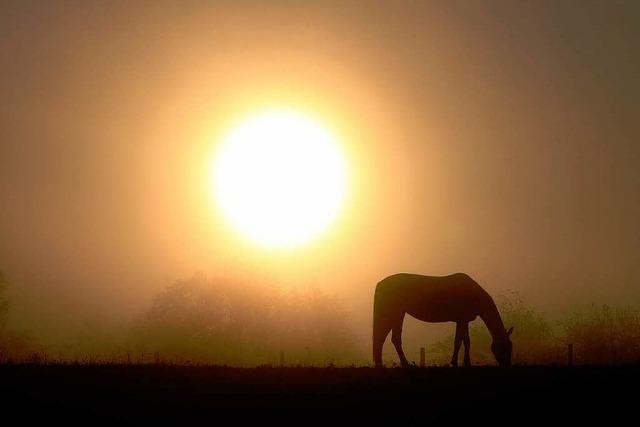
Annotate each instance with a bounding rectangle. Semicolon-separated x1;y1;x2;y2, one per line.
461;321;471;367
451;322;463;367
391;318;410;367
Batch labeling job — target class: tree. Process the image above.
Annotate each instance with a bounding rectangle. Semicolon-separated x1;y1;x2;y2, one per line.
127;274;358;366
0;270;34;362
0;270;10;336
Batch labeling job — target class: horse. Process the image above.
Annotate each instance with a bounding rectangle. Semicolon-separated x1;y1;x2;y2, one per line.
373;273;513;367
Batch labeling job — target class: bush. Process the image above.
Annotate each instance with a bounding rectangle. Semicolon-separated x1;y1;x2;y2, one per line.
0;270;9;335
0;270;38;362
127;274;358;366
563;304;640;365
429;291;560;365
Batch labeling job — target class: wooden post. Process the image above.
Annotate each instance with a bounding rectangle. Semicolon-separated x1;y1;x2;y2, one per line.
420;347;426;368
279;351;285;367
568;344;573;366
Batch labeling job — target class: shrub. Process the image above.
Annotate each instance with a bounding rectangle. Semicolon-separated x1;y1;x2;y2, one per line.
0;271;37;362
563;304;640;365
127;274;358;366
429;291;560;365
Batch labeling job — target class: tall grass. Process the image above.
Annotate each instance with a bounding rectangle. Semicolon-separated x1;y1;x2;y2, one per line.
125;274;359;366
429;291;561;365
429;292;640;366
563;304;640;365
2;267;640;365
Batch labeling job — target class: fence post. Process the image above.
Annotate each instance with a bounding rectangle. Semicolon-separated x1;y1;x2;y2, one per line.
567;344;573;366
279;351;285;367
420;347;426;368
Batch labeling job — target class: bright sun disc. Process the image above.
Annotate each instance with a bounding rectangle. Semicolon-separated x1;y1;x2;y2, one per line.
213;110;347;248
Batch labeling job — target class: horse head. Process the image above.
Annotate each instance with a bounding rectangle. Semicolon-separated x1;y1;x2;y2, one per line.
491;326;514;366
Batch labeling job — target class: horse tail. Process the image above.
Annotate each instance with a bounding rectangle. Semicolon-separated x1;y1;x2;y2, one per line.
372;281;388;367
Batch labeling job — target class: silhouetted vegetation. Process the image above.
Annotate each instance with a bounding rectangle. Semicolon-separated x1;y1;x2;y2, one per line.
0;271;9;334
563;304;640;365
429;292;640;365
429;291;560;365
126;274;358;365
0;271;36;362
1;268;639;366
2;365;638;424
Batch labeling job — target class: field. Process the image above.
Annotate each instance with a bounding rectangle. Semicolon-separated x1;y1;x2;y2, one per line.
1;364;637;425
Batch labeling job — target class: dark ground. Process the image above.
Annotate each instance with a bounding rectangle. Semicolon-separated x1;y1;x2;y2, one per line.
1;364;637;426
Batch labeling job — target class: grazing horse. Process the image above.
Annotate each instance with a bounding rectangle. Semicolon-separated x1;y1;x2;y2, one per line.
373;273;513;367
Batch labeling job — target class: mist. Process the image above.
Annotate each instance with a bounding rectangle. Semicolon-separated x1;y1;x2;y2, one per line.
1;1;639;361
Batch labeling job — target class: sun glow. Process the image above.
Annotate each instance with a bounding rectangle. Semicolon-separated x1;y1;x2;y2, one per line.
213;109;347;248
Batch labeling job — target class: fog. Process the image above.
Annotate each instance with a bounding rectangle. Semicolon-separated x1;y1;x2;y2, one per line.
0;1;638;359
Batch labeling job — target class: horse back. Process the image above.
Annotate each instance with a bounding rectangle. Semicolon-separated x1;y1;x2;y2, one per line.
374;273;490;323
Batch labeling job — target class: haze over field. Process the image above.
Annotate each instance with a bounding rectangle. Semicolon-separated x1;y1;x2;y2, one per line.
0;1;638;357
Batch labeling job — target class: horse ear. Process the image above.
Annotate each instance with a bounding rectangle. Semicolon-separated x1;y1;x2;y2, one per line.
506;327;514;336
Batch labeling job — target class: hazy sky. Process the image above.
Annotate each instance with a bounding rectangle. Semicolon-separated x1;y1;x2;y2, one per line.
1;1;638;342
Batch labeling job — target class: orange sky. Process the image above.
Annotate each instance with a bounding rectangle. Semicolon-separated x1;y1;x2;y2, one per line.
0;1;638;343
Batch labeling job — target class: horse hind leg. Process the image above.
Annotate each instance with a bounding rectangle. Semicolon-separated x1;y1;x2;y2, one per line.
391;315;410;368
451;322;463;367
373;319;392;368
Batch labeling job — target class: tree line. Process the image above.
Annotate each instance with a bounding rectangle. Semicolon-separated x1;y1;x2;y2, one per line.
1;269;639;365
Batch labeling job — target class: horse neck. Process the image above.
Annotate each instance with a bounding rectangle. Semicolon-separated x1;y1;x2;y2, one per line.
480;300;507;342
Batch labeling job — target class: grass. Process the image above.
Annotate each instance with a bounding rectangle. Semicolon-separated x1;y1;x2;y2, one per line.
1;364;638;425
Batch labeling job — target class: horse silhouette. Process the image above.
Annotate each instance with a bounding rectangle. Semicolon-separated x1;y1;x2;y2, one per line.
373;273;513;367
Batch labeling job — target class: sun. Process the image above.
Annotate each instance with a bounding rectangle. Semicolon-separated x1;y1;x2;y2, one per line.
213;109;347;248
